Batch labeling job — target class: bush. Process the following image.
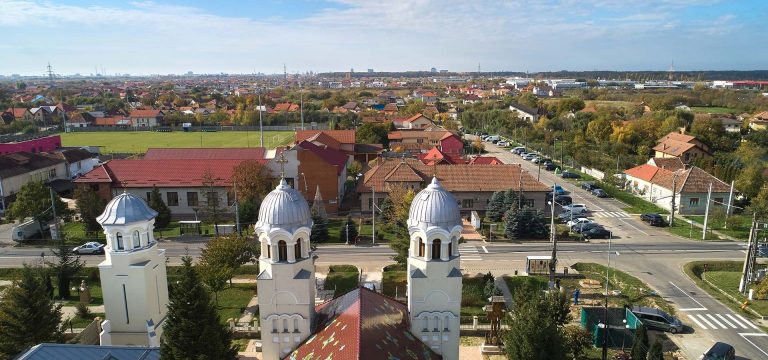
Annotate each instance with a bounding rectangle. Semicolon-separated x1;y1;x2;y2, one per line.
76;302;92;319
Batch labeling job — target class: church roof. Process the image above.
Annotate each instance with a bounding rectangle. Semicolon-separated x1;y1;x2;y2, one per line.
97;192;157;226
288;287;440;360
407;177;462;232
256;178;312;230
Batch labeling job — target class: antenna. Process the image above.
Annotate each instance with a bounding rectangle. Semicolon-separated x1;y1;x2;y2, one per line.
46;63;54;83
668;61;675;81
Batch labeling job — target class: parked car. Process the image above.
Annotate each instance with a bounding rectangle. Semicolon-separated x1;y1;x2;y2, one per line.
591;189;609;198
562;204;588;215
560;171;581;179
582;227;611;239
631;306;684;333
511;146;526;154
701;342;735;360
545;163;558;171
640;213;667;226
581;182;597;191
72;241;105;255
523;154;538;161
554;195;572;206
572;222;604;233
553;185;566;196
487;135;500;142
566;217;593;228
497;141;509;147
558;211;574;222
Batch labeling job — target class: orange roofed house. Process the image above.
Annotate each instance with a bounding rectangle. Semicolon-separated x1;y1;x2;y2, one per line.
623;157;731;215
294;129;383;164
653;131;711;163
129;109;165;128
388;127;464;157
357;158;549;214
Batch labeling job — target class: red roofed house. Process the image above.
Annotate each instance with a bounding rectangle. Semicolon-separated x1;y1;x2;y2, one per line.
75;159;250;218
393;113;435;129
295;140;348;213
2;107;33;124
129;109;165;128
143;147;266;160
295;129;383;164
388;127;464;156
623;157;731;215
653;131;711;163
417;147;465;165
273;102;299;112
468;156;502;165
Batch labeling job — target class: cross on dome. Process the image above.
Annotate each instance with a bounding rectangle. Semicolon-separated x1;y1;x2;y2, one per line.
275;151;289;179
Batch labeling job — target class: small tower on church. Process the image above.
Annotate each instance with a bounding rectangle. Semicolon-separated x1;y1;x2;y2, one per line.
256;178;315;360
96;192;169;347
407;177;463;360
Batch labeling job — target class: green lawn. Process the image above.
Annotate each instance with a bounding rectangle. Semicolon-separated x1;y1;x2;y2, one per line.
462;275;492;319
359;223;400;243
571;263;673;314
593;181;668;214
666;218;721;241
216;283;257;324
382;270;407;298
684;214;751;240
684;261;768;318
64;312;105;328
690;106;737;114
324;265;359;296
61;131;293;153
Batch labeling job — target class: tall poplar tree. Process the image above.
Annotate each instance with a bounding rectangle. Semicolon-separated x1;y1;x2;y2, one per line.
161;256;237;360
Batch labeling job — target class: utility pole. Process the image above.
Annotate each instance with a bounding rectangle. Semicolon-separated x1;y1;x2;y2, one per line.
371;185;376;245
725;180;735;228
548;187;557;289
702;182;712;240
739;214;757;294
602;231;613;360
670;171;679;226
258;93;264;147
518;164;523;210
300;82;304;130
49;188;59;241
234;182;241;236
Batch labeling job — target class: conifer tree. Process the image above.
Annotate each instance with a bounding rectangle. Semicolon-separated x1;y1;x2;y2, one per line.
503;283;566;360
148;186;171;228
0;266;63;358
74;186;106;233
46;237;84;299
486;191;506;221
310;211;329;243
647;340;663;360
339;215;358;243
161;256;237;360
630;324;649;360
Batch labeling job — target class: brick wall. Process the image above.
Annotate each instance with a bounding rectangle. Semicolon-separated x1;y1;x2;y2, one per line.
297;149;342;214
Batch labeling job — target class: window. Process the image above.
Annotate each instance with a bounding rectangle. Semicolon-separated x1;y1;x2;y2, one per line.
448;242;452;258
416;138;424;144
461;199;473;208
166;192;179;206
418;238;425;257
715;198;724;205
267;244;271;258
186;192;198;206
293;318;300;333
432;239;441;260
689;197;700;207
132;231;141;248
294;241;302;260
278;241;287;262
116;232;124;250
526;199;535;207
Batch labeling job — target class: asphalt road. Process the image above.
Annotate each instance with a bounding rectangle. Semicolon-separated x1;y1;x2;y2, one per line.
1;138;766;358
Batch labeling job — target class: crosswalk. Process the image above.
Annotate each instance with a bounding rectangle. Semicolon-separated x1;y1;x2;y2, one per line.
686;312;759;331
593;211;630;218
459;245;482;261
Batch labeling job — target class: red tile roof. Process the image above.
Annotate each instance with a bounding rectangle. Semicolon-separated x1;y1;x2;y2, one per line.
295;130;355;145
289;287;440;360
623;164;659;182
143;148;266;160
94;116;130;126
75;159;249;187
624;164;730;193
469;156;501;165
5;107;29;118
273;103;293;112
296;141;348;175
653;139;698;157
129;109;163;118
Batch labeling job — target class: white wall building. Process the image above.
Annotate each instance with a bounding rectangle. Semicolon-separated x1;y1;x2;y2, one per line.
96;192;169;347
407;177;463;360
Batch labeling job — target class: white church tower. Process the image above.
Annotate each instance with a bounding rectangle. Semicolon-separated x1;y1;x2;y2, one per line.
96;192;169;347
407;177;463;360
256;178;315;360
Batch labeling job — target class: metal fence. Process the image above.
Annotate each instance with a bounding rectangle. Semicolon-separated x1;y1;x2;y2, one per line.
67;123;328;133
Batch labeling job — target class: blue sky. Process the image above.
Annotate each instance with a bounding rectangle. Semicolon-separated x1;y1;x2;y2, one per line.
1;0;766;76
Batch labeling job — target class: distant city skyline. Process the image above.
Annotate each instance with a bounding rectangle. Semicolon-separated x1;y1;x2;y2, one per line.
1;0;767;76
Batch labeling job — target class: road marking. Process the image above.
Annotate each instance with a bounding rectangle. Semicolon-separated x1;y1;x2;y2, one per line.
481;246;489;253
739;333;768;358
687;314;708;329
618;218;649;236
726;314;748;328
668;281;707;310
679;308;708;311
704;314;725;328
715;314;737;329
738;333;768;336
695;314;717;329
735;314;758;329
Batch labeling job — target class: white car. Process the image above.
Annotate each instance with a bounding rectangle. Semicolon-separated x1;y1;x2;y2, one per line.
566;218;593;228
522;153;537;161
562;204;588;215
497;141;509;147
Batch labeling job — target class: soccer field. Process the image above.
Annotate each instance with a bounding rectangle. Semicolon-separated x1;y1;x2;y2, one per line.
60;131;294;153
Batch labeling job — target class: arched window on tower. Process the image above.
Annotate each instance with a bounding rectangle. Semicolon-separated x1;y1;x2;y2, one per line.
132;230;141;249
267;243;271;258
294;240;302;260
116;233;124;250
418;238;425;257
432;239;441;260
448;241;453;258
278;240;287;262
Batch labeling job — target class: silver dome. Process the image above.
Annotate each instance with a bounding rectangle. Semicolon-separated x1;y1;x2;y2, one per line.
408;177;462;230
256;179;312;228
97;192;158;226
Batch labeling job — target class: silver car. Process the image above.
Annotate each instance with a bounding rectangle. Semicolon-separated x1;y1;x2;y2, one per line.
72;241;105;255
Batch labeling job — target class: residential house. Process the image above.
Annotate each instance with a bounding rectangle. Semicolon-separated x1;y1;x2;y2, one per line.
94;116;131;127
417;147;465;165
2;107;32;124
0;151;68;212
144;147;266;160
274;102;299;112
295;129;382;164
64;112;89;128
749;111;768;131
468;156;502;165
55;148;98;179
382;103;399;115
653;131;711;163
718;116;743;133
623;158;731;215
508;103;539;122
75;159;249;218
413;90;438;103
357;158;550;214
0;135;61;155
393;113;435;130
295;140;349;213
129;109;164;128
29;106;60;125
388;126;463;156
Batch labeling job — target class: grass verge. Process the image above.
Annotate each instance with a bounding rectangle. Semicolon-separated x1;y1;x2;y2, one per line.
593;181;668;214
324;265;359;296
683;261;768;318
382;264;407;298
216;283;257;324
61;131;293;153
666;219;721;241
